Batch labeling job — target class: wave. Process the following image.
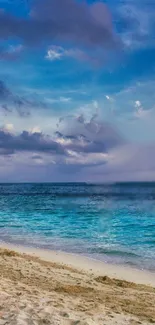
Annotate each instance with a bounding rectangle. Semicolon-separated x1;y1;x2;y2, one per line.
90;247;139;258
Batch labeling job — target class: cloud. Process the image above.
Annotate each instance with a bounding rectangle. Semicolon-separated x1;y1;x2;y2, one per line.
46;95;71;104
0;113;124;164
46;45;98;64
0;113;154;182
103;79;155;121
0;0;118;50
0;113;126;182
46;46;63;61
0;44;24;61
0;80;12;100
135;100;141;108
59;96;71;103
29;126;41;134
2;123;14;132
0;129;66;155
0;80;30;116
134;100;153;119
115;1;155;50
55;113;125;155
98;142;155;182
105;95;114;102
0;80;48;117
65;151;109;168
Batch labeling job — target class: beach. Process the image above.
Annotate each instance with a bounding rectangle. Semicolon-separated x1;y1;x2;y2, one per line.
0;243;155;325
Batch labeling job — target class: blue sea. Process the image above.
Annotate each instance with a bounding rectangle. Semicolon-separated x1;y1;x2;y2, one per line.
0;182;155;271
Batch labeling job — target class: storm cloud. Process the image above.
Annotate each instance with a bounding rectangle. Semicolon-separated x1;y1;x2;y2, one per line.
0;0;118;49
0;113;154;182
0;114;124;161
0;129;66;155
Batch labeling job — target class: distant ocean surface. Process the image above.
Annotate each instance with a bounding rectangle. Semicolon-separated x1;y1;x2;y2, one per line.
0;182;155;271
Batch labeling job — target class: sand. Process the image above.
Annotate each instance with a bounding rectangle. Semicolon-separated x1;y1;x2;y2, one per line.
0;243;155;325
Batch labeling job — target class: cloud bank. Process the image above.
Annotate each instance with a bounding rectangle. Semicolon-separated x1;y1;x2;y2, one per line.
0;129;65;155
0;0;118;49
0;114;154;182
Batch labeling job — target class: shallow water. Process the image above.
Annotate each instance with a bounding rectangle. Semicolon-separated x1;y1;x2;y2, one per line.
0;182;155;271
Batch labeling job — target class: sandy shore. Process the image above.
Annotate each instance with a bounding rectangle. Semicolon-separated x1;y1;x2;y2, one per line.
0;243;155;324
1;242;155;286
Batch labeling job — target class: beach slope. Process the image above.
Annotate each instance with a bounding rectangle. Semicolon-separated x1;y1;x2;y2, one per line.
0;245;155;325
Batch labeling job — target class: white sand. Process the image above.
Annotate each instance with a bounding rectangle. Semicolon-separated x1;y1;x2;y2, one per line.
0;242;155;325
0;241;155;286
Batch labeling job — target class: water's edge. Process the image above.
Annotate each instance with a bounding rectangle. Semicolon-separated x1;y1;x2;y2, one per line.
1;240;155;287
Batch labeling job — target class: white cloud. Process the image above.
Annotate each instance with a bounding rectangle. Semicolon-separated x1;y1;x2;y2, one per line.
46;96;71;104
134;107;152;119
45;46;63;61
134;100;152;119
66;151;109;166
93;100;98;109
3;123;14;132
45;45;89;62
104;80;155;124
59;96;71;103
29;126;41;134
105;95;114;102
135;100;141;108
56;137;72;145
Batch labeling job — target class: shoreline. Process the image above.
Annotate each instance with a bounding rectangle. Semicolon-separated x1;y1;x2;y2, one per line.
1;241;155;287
0;242;155;324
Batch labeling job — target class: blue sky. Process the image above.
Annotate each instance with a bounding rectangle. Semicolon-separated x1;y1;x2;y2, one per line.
0;0;155;182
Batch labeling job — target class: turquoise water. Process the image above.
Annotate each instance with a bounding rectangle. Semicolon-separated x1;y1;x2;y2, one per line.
0;183;155;271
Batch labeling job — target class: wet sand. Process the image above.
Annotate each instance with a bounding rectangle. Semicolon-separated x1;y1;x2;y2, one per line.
0;243;155;324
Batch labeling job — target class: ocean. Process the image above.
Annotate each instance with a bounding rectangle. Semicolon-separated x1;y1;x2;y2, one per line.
0;182;155;271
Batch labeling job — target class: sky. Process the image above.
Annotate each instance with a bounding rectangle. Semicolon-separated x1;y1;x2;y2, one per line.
0;0;155;182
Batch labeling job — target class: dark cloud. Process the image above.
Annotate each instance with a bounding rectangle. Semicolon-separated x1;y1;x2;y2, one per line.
0;80;47;116
0;0;119;49
0;114;154;182
0;130;66;155
0;80;30;116
0;114;124;165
